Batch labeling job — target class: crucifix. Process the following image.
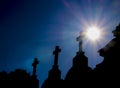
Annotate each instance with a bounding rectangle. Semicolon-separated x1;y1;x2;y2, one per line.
76;32;84;53
32;58;39;76
53;46;61;66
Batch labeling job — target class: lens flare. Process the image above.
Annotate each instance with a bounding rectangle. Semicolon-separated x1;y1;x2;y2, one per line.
85;26;101;41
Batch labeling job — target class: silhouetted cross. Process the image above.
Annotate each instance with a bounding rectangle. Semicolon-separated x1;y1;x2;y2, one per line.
53;46;61;66
32;58;39;76
76;32;84;53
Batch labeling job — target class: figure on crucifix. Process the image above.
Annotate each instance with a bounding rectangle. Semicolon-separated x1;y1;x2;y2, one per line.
32;58;39;76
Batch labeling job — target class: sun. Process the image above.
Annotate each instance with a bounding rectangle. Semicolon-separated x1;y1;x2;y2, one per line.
85;26;101;41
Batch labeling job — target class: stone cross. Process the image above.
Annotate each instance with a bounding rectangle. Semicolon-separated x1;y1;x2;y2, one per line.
32;58;39;76
76;32;84;53
53;46;61;66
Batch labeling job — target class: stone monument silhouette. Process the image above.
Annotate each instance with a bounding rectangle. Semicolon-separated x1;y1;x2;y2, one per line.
94;24;120;87
41;46;63;88
31;58;39;88
32;58;39;77
65;32;93;88
76;32;84;54
0;58;39;88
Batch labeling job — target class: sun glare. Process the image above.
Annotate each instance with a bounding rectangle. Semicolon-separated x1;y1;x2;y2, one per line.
85;26;101;41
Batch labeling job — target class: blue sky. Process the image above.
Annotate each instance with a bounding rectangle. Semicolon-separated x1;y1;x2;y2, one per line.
0;0;120;87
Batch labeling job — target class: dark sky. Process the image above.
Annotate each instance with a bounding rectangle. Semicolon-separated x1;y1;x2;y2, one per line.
0;0;120;87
